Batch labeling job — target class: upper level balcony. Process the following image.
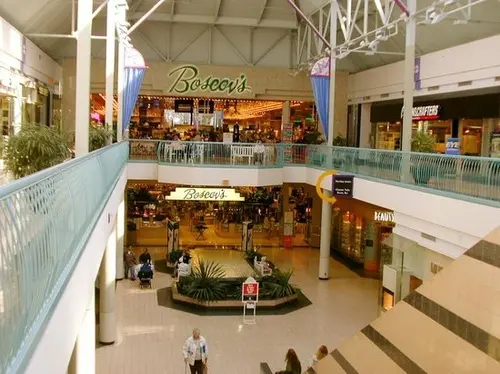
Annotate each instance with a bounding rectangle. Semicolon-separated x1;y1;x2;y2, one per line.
129;140;500;206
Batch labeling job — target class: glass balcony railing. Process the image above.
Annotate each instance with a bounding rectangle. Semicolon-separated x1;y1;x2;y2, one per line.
0;142;128;374
128;140;500;205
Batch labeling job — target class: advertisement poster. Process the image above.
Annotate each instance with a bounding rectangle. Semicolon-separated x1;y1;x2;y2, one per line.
445;138;460;155
282;123;293;162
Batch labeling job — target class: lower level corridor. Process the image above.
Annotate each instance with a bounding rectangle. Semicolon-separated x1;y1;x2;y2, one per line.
96;247;379;374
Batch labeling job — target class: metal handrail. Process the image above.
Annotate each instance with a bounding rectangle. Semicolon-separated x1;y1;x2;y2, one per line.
0;141;129;373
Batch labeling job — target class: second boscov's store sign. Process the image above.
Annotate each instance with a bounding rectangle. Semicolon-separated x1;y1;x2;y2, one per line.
167;65;252;96
166;187;245;201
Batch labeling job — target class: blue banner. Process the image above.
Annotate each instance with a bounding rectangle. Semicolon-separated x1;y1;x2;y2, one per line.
123;47;146;135
310;76;330;138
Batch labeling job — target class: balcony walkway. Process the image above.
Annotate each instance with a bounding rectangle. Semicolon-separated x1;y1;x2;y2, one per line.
129;140;500;206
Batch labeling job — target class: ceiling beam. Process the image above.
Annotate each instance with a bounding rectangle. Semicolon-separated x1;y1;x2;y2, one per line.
127;12;298;29
257;0;268;24
171;0;176;18
214;0;222;22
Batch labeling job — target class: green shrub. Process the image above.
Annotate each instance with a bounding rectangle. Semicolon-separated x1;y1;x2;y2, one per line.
411;131;435;153
245;249;263;262
181;261;227;303
3;124;70;179
89;124;113;151
168;249;184;264
261;269;298;299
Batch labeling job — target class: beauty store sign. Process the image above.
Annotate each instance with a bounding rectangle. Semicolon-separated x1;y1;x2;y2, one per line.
166;188;245;201
168;65;251;96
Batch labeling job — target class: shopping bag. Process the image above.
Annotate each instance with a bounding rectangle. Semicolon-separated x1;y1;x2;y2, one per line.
203;364;208;374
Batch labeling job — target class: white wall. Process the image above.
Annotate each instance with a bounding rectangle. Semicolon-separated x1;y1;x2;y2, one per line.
348;34;500;104
25;169;127;374
128;163;500;257
157;165;284;186
0;16;62;85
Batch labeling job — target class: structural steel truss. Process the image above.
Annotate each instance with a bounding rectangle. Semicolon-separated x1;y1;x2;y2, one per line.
295;0;490;68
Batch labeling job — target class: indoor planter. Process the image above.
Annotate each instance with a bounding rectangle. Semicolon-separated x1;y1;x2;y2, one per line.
175;260;300;307
410;131;437;185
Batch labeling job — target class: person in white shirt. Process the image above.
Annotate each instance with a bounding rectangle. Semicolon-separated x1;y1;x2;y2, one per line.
183;328;208;374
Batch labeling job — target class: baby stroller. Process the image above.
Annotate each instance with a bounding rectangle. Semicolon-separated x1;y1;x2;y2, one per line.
138;262;153;289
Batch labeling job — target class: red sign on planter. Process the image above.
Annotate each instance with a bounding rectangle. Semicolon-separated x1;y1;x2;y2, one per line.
243;282;259;297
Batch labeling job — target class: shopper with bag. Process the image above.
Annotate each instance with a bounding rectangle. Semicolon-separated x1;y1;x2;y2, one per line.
182;328;208;374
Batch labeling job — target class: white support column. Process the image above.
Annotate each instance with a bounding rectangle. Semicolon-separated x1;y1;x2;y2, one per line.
68;290;95;374
117;42;125;141
105;0;116;144
12;83;22;134
116;195;125;280
318;0;338;280
282;101;291;124
99;218;117;344
401;0;416;152
359;103;372;148
74;0;93;156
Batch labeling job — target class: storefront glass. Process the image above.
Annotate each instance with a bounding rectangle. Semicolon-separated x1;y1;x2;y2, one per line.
331;206;394;275
378;234;454;314
374;119;452;152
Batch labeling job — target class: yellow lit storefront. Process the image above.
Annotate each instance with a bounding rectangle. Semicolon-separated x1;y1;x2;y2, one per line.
330;198;395;277
370;94;500;156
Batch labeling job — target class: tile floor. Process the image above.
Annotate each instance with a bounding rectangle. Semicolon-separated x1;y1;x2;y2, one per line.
96;246;379;374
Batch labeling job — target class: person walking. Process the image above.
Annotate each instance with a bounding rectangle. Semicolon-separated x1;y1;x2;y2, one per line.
309;345;328;369
275;349;301;374
124;247;137;280
182;328;208;374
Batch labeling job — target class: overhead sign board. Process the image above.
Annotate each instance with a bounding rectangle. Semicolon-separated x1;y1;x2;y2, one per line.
332;175;354;198
166;187;245;201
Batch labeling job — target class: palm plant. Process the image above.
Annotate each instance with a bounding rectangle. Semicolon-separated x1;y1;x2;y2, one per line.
182;261;227;303
261;270;298;299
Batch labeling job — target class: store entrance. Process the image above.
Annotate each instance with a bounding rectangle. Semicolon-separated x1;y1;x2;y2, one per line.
126;183;295;248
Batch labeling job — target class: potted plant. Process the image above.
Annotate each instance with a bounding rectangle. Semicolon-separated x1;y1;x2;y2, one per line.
89;123;113;151
410;131;437;185
2;124;70;179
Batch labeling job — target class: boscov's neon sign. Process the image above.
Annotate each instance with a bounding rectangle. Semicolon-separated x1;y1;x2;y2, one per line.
168;65;251;95
166;187;245;201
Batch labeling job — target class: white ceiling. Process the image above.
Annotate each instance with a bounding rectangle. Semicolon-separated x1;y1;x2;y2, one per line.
0;0;499;72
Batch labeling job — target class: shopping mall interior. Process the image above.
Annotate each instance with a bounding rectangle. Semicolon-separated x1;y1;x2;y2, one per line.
2;0;500;374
